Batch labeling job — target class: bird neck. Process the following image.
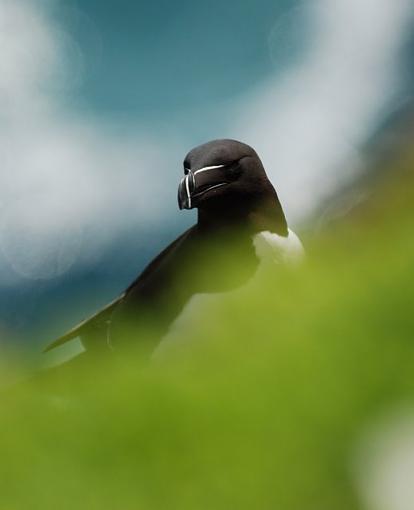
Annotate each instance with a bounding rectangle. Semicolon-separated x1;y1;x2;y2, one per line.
197;191;288;236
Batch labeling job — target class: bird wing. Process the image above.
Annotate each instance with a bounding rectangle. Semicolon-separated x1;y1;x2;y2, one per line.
43;227;195;353
42;295;124;352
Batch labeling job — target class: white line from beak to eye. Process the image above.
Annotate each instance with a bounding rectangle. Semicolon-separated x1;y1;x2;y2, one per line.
185;174;192;209
193;164;226;175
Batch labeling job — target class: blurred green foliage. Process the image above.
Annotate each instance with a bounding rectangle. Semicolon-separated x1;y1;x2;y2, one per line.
1;151;414;510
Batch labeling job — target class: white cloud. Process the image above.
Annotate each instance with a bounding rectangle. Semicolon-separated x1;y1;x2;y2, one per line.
0;0;175;282
234;0;413;221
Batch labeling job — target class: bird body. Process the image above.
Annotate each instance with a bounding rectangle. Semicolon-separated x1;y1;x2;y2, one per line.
45;139;304;357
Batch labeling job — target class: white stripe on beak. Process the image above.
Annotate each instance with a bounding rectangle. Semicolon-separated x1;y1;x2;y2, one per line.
185;174;192;209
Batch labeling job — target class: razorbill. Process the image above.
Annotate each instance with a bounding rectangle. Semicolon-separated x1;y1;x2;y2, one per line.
45;139;304;356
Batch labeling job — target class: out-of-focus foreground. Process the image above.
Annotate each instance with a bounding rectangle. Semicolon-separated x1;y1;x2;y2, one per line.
1;145;414;510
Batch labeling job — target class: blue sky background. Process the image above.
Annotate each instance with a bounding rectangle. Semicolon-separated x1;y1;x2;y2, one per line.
0;0;413;351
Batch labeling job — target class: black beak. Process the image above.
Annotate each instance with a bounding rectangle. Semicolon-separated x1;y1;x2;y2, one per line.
178;166;228;210
178;170;195;210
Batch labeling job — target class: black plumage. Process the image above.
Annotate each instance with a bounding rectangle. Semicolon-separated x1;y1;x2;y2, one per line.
45;139;289;356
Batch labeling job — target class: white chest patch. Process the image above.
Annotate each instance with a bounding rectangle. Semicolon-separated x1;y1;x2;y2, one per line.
252;229;305;265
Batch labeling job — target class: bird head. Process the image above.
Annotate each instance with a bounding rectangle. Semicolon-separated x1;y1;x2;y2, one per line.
178;139;288;234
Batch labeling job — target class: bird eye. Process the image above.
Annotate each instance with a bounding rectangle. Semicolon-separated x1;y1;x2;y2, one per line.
184;167;190;175
226;161;242;178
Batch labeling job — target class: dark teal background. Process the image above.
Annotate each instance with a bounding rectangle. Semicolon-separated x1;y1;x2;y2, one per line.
53;0;294;122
